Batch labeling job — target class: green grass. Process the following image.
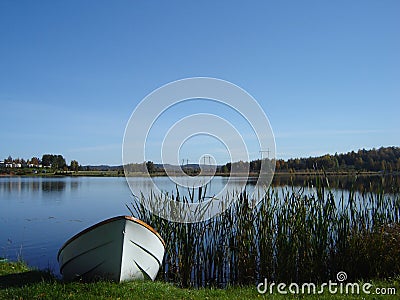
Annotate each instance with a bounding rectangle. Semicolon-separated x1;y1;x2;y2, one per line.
0;261;399;300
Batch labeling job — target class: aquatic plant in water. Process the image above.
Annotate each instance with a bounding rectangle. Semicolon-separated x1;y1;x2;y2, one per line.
127;175;400;287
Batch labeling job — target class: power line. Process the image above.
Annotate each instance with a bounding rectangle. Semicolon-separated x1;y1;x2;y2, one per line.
259;149;270;159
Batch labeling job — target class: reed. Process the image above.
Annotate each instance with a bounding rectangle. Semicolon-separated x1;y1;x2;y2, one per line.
128;174;400;287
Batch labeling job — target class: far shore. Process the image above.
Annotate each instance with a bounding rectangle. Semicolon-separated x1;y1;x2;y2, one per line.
0;170;394;178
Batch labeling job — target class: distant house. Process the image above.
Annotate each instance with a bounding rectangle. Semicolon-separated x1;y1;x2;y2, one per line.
4;163;22;168
29;163;43;168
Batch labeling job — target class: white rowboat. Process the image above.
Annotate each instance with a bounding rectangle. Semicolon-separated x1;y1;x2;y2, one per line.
57;216;165;282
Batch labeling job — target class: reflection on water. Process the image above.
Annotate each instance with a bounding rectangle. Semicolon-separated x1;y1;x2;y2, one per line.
0;177;81;195
70;181;80;191
41;181;66;193
0;175;398;276
270;173;400;194
0;177;131;275
0;178;85;210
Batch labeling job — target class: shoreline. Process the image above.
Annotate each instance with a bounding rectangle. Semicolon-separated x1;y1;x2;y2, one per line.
0;170;396;178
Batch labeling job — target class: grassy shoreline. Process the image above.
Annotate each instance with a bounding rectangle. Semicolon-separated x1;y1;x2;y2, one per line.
0;261;398;299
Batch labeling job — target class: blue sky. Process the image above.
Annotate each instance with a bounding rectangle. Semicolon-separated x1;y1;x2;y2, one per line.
1;1;399;165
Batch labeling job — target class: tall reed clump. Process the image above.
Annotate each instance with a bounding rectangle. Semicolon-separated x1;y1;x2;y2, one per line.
127;175;400;287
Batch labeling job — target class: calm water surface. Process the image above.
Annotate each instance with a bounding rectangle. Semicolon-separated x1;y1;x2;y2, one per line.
0;176;252;275
0;177;133;274
0;175;387;276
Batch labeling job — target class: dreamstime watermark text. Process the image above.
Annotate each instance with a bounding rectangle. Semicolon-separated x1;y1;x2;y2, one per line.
257;271;397;296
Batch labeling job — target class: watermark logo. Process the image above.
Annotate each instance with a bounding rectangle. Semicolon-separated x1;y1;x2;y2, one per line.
336;271;347;282
122;77;276;223
257;271;397;296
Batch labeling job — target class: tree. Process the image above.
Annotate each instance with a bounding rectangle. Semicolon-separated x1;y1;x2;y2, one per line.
41;154;66;170
146;161;155;173
221;165;229;174
70;160;79;172
55;155;66;170
41;154;53;167
30;157;40;166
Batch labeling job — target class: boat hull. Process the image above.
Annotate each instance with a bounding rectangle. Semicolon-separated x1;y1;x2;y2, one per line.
57;216;165;282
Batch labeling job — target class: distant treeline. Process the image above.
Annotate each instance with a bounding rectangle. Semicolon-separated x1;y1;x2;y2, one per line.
277;146;400;172
1;154;80;172
218;146;400;173
3;146;400;174
124;147;400;175
124;161;165;174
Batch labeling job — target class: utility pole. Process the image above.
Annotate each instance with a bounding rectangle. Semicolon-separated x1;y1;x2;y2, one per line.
202;155;212;173
259;149;270;160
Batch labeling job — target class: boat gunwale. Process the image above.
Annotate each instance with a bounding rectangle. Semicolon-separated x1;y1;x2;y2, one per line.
57;216;165;261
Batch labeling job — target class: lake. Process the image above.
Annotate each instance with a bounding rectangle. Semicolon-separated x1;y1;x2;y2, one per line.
0;176;257;275
0;175;397;277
